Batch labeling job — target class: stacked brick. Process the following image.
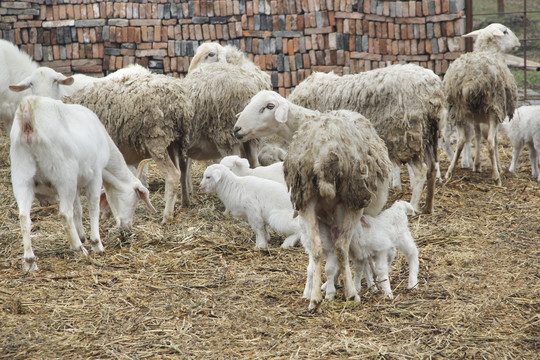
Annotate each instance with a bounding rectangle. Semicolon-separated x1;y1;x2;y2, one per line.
1;0;466;96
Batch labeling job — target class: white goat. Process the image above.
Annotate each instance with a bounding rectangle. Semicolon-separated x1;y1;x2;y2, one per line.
199;164;300;248
499;105;540;182
302;201;419;300
219;155;286;186
10;96;155;272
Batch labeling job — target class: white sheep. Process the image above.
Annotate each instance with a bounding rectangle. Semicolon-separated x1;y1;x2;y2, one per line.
499;105;540;182
188;42;260;74
199;164;300;248
236;91;392;310
287;64;444;214
219;155;286;186
444;23;520;185
10;96;155;272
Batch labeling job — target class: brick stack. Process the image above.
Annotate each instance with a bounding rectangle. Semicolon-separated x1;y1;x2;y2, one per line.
0;0;466;96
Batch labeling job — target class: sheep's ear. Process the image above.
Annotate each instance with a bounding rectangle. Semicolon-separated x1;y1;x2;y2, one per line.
136;186;156;212
275;101;289;123
59;75;74;86
491;28;505;37
212;170;222;182
462;29;481;38
360;216;371;227
9;77;32;92
99;192;109;210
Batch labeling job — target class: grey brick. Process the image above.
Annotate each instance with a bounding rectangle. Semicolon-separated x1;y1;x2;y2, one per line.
270;38;276;53
428;0;436;15
390;2;396;17
246;37;252;53
277;53;285;72
431;38;439;54
362;35;369;51
192;17;209;24
121;43;136;50
370;0;377;14
273;31;302;38
395;2;402;17
271;71;278;88
356;36;363;51
283;55;290;72
104;47;121;56
295;53;303;69
316;12;323;28
427;23;434;38
299;37;306;53
276;37;283;51
163;4;171;20
102;26;109;42
210;17;227;24
76;19;107;28
59;46;67;60
107;19;129;27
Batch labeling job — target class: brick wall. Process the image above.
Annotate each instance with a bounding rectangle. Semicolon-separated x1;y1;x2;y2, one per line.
0;0;466;96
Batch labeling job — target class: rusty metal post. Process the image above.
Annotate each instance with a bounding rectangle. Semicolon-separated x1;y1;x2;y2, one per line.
523;0;528;99
465;0;474;52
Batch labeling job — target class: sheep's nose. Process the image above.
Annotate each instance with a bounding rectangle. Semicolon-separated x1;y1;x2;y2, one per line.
233;126;243;139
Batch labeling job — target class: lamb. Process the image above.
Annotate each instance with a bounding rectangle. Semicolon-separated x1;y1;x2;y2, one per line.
10;96;154;272
237;92;391;310
199;164;300;248
444;23;520;186
286;63;444;214
499;105;540;182
66;62;269;223
219;155;286;186
313;200;419;301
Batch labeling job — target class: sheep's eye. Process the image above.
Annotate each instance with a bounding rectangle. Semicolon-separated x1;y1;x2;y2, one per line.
266;103;275;110
503;29;508;35
208;52;216;57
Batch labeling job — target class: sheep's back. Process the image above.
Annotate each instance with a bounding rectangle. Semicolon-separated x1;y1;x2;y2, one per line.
284;110;391;211
65;72;194;157
289;64;443;164
185;62;271;154
443;52;517;125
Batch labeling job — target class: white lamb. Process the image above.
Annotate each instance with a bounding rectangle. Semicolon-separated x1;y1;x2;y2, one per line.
499;105;540;182
199;164;300;248
219;155;286;186
10;96;155;272
302;201;419;300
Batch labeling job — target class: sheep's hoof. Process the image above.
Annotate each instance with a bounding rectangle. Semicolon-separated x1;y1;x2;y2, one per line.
23;257;38;272
494;178;502;186
89;239;105;254
72;245;89;257
349;294;361;304
308;299;322;312
324;292;336;300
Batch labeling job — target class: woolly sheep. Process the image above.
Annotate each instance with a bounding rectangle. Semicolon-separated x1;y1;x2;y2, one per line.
10;96;154;272
287;63;444;214
499;105;540;182
238;92;392;310
444;23;520;186
188;42;261;74
219;155;286;186
199;164;300;248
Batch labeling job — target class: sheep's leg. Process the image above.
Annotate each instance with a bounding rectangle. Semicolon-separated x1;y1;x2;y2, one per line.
486;121;501;185
243;140;260;168
509;141;524;175
473;123;483;173
15;184;37;272
149;150;181;224
179;156;191;207
391;163;402;190
462;123;474;169
352;258;367;294
333;206;361;304
302;254;314;299
528;143;539;179
445;126;467;180
407;164;416;190
373;251;393;299
73;194;87;243
58;190;88;256
322;251;339;300
86;180;105;254
300;202;324;311
247;214;269;248
408;160;427;213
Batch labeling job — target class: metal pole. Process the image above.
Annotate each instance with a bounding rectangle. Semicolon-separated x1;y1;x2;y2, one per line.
465;0;473;52
498;0;505;17
524;0;528;99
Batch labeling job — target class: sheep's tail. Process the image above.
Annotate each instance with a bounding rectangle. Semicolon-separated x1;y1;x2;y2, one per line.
136;159;152;180
267;209;301;236
18;98;35;143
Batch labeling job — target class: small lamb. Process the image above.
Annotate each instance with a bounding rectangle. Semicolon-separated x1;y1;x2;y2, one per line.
219;155;286;186
199;164;300;248
302;201;419;300
499;105;540;182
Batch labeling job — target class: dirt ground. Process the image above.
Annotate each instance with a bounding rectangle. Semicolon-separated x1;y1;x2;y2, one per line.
0;127;538;359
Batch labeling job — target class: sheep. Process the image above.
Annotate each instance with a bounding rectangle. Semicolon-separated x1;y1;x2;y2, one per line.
237;91;391;310
286;63;444;214
499;105;540;182
219;155;286;186
10;96;154;272
257;138;288;166
199;164;300;248
188;42;260;74
66;62;269;223
444;23;520;186
314;200;419;301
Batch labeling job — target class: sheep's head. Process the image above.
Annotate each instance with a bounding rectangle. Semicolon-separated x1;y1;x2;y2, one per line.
233;90;289;141
219;155;250;176
463;23;520;53
188;42;226;73
101;182;155;230
200;164;228;193
9;67;74;99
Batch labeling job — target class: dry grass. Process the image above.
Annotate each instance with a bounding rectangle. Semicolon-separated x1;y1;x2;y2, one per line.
0;128;538;359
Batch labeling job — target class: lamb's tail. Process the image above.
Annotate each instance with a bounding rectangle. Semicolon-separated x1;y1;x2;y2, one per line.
267;209;301;235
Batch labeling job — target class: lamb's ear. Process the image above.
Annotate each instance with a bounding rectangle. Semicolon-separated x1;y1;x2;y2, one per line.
9;77;32;92
360;216;371;227
237;157;250;168
462;29;481;38
136;186;156;212
275;101;289;123
99;191;109;210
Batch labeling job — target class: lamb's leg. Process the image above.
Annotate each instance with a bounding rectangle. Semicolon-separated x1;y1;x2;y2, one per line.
486;121;502;186
149;149;181;224
445;126;467;181
323;251;339;300
86;179;105;254
397;234;419;289
73;194;87;243
528;143;538;179
303;254;314;299
509;140;524;175
300;201;324;311
462;123;474;169
391;163;402;190
408;159;427;213
247;214;269;248
333;205;361;304
372;250;393;299
180;156;191;207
